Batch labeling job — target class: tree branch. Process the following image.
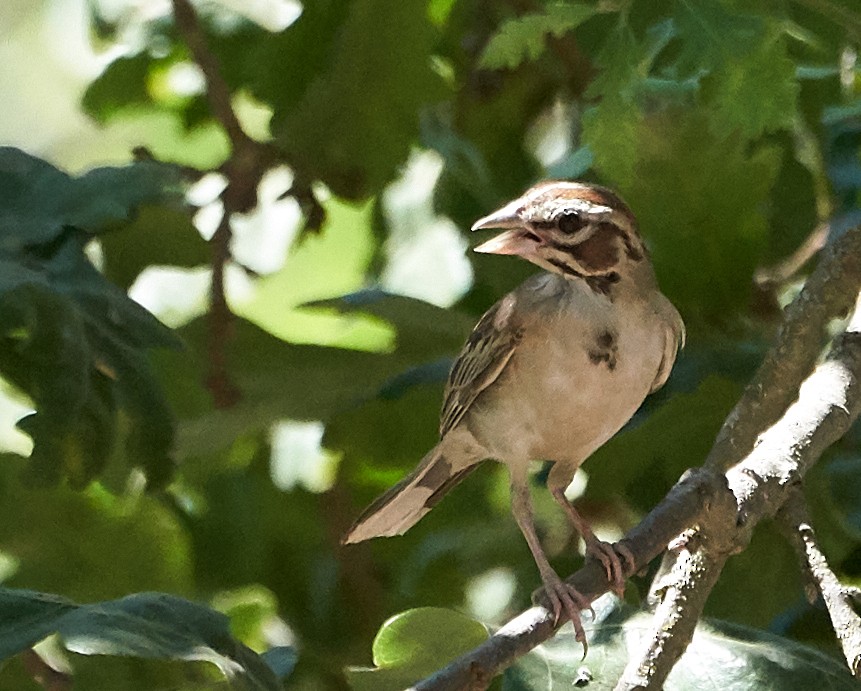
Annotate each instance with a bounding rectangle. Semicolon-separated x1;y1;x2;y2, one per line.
622;289;861;689
410;468;734;690
171;0;260;407
614;522;733;690
706;224;861;473
777;487;861;676
414;224;861;689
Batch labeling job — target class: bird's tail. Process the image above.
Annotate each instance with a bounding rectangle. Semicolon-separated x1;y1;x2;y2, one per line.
342;446;483;544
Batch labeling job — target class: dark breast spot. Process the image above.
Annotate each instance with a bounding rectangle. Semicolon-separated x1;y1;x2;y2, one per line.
588;329;619;370
585;272;620;297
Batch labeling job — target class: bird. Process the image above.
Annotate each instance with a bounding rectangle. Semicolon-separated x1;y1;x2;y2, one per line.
343;180;684;646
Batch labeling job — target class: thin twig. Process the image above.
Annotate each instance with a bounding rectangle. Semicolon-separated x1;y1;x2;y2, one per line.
171;0;250;153
171;0;254;406
754;222;830;288
204;212;240;407
777;487;861;676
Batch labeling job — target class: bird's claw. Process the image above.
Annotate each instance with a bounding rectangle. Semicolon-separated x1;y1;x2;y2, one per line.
586;539;635;598
535;573;592;657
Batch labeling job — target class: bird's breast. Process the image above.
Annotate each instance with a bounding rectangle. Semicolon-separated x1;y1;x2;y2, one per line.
465;287;666;467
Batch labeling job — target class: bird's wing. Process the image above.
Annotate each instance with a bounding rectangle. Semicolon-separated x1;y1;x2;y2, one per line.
649;298;686;393
440;293;523;437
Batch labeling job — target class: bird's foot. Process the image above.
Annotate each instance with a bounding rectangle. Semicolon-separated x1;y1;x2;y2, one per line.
585;538;635;598
533;570;592;656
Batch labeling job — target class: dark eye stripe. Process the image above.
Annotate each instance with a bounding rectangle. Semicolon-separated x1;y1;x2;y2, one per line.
546;257;581;277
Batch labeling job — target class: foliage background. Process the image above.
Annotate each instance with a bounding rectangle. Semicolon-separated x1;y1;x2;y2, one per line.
1;0;861;688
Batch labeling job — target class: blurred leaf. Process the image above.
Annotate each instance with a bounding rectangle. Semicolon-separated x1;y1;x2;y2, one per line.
706;28;799;140
346;607;487;690
235;196;385;350
311;289;475;354
825;454;861;538
504;597;859;689
169;292;472;458
479;3;597;70
706;521;800;630
586;375;742;509
0;588;289;690
0;149;185;487
672;0;764;78
211;585;282;653
99;204;209;289
275;0;449;198
0;457;193;602
82;52;162;124
215;4;349;128
581;22;650;187
618;113;780;322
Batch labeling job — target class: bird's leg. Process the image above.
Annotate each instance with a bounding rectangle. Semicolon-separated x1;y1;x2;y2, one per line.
510;474;592;651
550;486;634;597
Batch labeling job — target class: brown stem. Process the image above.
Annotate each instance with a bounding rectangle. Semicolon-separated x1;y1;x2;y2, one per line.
20;649;72;691
171;0;251;153
171;0;254;406
204;212;240;408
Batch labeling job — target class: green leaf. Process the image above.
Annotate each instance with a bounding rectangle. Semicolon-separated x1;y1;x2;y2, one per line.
614;112;780;322
0;149;184;487
479;3;597;70
707;29;799;139
586;374;742;509
82;52;160;124
581;23;648;187
0;588;292;690
274;0;449;198
504;597;858;689
99;204;209;289
0;147;184;247
673;0;764;77
346;607;487;691
0;457;193;601
0;589;75;660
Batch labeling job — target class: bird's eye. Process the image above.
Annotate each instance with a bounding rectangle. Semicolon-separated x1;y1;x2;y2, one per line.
558;212;585;235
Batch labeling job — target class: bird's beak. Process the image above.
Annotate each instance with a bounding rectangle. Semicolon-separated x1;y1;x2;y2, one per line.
472;200;542;256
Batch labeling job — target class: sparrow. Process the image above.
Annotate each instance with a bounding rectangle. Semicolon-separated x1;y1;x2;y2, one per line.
343;181;684;646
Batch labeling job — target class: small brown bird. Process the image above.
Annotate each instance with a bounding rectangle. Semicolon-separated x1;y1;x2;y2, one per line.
343;181;684;644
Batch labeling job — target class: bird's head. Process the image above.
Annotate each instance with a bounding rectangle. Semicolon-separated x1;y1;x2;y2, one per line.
472;181;648;290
